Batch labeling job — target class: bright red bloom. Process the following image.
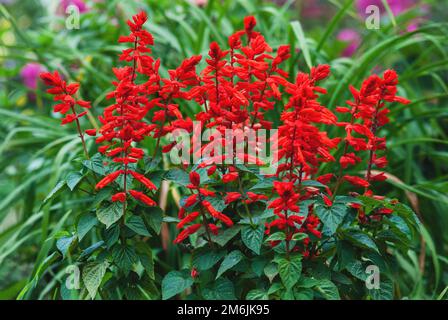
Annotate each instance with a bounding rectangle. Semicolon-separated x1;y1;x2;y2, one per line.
225;192;242;204
40;71;91;124
343;175;370;188
95;170;123;189
222;172;239;183
268;181;300;214
177;211;200;229
128;190;157;206
173;223;202;244
111;192;126;202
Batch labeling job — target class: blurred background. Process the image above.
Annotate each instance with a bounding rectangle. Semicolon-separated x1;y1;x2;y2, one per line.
0;0;447;299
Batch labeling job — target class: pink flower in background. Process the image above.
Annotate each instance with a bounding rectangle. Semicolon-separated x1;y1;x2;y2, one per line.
20;63;44;90
337;28;361;57
61;0;88;13
356;0;415;17
357;1;426;32
192;0;208;6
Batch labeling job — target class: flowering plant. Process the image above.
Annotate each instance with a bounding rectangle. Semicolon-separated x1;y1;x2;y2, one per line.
37;12;419;300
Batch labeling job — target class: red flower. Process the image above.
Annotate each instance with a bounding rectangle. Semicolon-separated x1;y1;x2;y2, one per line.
173;223;202;244
129;190;157;206
177;211;200;229
95;170;123;189
343;175;370;188
222;172;238;183
268;181;300;214
111;192;126;202
225;192;242;204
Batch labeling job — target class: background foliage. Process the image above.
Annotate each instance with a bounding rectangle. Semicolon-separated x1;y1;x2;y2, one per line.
0;0;447;299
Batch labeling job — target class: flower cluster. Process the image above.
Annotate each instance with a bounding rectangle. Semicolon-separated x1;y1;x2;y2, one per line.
40;12;411;264
40;71;91;126
174;172;234;244
335;70;410;191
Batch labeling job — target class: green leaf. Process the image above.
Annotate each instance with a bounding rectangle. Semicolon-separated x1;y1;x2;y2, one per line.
216;250;244;279
82;153;106;175
97;202;124;228
265;232;286;242
111;244;138;273
314;202;348;234
277;254;302;290
315;279;340;300
246;289;268;300
66;171;83;191
211;225;242;246
77;213;98;240
143;207;164;235
346;260;367;281
343;230;379;253
164;168;190;186
264;262;279;282
203;278;236;300
42;180;66;207
82;261;108;299
250;177;275;190
79;241;104;259
368;277;393;300
241;224;265;255
126;216;150;237
103;224;120;249
136;242;155;280
192;249;225;271
56;235;77;258
162;270;193;300
291;233;308;241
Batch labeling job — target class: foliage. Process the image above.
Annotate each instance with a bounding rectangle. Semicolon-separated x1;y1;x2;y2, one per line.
0;0;447;300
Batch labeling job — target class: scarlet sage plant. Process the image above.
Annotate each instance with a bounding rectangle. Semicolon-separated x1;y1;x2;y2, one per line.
39;12;419;300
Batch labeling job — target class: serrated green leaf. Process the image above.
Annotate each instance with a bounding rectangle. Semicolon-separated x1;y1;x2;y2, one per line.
265;232;286;242
66;171;83;191
264;262;279;282
211;225;242;246
246;289;268;300
216;250;244;279
82;261;108;299
56;235;77;258
97;202;123;228
278;254;302;290
343;230;379;253
241;224;265;255
314;202;348;234
143;206;164;235
111;244;138;273
203;277;236;300
77;213;98;240
162;270;193;300
315;279;340;300
164;168;190;186
126;215;150;237
193;249;225;271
